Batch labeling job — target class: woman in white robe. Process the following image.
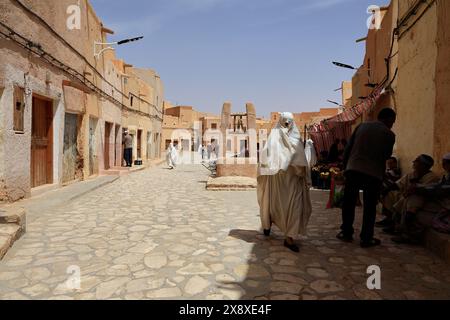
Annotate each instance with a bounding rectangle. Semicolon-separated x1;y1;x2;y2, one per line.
305;139;318;167
257;112;312;252
166;143;178;169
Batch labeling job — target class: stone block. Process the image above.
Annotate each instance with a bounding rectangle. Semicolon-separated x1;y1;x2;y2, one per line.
216;163;257;179
206;176;257;191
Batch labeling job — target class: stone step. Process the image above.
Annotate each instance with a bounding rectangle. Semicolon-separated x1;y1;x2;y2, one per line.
206;176;257;191
0;208;26;229
0;223;22;260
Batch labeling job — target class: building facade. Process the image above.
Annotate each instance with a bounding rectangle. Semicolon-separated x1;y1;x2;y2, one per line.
0;0;163;202
348;0;450;173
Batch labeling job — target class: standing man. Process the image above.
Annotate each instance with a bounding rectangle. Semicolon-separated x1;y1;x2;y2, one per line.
337;108;397;248
123;130;133;167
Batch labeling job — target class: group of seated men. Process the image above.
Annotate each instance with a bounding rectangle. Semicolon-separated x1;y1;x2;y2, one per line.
376;153;450;244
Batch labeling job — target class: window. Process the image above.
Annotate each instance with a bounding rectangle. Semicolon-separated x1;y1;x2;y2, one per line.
130;96;134;106
211;123;217;130
13;87;25;133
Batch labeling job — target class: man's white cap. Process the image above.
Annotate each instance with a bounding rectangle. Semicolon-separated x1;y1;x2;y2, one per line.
443;153;450;161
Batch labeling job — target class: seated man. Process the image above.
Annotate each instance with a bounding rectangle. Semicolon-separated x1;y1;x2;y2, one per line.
382;155;441;237
376;157;402;228
392;153;450;243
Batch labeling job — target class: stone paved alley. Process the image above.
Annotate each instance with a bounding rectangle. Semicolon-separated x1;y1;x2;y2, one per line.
1;164;450;300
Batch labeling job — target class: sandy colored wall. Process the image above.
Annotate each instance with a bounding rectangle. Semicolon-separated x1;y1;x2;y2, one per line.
0;0;123;200
395;2;437;171
433;0;450;171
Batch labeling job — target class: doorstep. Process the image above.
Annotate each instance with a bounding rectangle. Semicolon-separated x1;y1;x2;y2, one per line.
30;183;60;198
0;207;26;260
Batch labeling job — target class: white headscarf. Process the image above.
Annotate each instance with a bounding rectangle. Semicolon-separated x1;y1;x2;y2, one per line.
259;112;309;176
305;139;317;167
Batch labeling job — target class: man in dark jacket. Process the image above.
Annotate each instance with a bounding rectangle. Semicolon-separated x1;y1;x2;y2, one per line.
337;108;397;248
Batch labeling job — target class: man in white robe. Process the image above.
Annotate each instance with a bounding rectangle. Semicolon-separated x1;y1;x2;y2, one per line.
166;143;178;169
257;112;312;252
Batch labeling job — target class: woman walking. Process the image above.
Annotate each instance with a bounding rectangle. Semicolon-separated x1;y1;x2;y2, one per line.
257;112;312;252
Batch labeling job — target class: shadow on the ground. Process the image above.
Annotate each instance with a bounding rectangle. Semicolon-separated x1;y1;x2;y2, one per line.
226;228;303;300
222;191;450;300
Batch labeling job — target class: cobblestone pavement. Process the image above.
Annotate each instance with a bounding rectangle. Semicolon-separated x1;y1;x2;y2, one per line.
1;164;450;300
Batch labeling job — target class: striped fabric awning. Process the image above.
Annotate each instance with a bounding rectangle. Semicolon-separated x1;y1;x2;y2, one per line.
307;86;384;156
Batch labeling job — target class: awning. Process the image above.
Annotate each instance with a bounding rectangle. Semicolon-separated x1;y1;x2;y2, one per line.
307;86;384;157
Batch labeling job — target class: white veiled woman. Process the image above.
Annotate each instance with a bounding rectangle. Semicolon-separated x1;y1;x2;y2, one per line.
166;143;178;169
305;139;318;167
257;112;312;252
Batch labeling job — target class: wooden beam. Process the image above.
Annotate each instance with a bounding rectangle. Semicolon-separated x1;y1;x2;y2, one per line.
101;27;115;35
356;37;367;43
62;80;92;94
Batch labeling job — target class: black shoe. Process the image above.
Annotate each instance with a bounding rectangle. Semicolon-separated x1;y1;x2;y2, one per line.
360;238;381;248
375;218;393;228
263;229;271;237
284;240;300;253
382;226;400;236
336;232;353;243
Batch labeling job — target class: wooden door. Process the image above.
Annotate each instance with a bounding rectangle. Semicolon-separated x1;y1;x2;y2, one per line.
31;97;53;188
62;113;78;183
137;130;142;159
104;122;112;170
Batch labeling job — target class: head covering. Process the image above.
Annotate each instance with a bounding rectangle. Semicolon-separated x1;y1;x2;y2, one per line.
443;153;450;161
415;154;434;168
259;112;308;176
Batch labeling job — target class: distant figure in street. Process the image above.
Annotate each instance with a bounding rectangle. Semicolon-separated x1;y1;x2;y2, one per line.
338;139;348;162
199;144;206;161
166;143;178;169
207;143;212;160
305;139;318;167
258;112;312;253
327;139;340;163
213;142;219;159
337;108;397;248
123;130;133;167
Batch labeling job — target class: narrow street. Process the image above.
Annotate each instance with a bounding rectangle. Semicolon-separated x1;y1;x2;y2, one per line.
0;164;449;300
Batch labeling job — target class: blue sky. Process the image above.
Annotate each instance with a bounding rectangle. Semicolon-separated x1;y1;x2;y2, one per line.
90;0;390;118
